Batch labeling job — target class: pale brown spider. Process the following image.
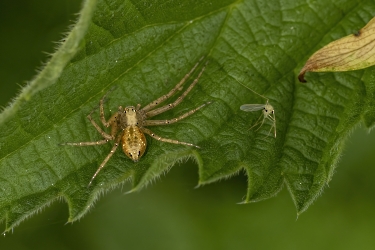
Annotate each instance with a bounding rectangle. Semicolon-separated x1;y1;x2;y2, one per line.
60;58;210;186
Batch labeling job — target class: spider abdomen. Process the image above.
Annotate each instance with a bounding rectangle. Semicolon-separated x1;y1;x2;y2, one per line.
121;125;147;162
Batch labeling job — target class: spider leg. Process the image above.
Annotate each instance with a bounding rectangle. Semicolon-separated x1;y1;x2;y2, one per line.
85;90;119;140
87;109;114;140
89;86;117;127
145;61;208;118
142;56;205;112
61;95;117;146
98;90;116;128
88;135;122;187
59;139;110;146
143;101;211;126
141;127;200;148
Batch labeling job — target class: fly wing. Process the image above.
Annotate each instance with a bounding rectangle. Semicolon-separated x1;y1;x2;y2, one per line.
240;104;265;112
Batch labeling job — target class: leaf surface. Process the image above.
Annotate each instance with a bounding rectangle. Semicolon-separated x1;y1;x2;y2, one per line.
1;0;375;232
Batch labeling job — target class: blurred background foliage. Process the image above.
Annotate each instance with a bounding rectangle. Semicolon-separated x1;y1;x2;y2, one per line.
1;0;375;249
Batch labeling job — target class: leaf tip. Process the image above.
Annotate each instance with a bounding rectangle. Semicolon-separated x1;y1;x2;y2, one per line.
124;188;137;194
353;29;361;37
237;200;248;205
296;212;301;220
65;219;73;224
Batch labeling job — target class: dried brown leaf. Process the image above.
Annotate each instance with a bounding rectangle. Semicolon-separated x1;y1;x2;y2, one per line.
299;16;375;82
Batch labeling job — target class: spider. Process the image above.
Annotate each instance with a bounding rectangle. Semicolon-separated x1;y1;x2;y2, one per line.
60;58;210;186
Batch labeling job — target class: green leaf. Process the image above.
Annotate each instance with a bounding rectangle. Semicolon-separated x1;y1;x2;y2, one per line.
1;0;375;232
0;0;97;125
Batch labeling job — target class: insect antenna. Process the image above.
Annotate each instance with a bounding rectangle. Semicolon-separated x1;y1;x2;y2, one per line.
233;78;269;101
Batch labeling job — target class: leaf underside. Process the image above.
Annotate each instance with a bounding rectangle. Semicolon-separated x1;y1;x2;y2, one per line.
1;0;375;232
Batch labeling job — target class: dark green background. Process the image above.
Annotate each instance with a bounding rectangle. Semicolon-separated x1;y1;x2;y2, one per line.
1;1;375;249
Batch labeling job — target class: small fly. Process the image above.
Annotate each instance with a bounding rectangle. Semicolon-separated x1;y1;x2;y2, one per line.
235;79;276;138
